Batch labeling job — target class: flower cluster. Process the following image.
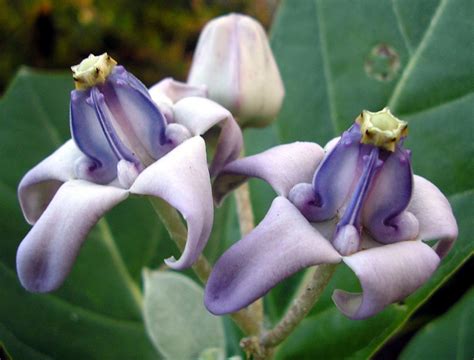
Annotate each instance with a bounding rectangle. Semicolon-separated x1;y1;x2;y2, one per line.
16;13;457;325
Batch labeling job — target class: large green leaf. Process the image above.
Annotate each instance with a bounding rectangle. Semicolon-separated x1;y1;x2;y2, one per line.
239;0;473;358
400;288;474;360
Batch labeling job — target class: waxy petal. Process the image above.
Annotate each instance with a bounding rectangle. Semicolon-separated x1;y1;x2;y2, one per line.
16;180;128;292
104;75;167;162
307;130;360;221
70;89;118;183
214;142;324;205
130;136;213;269
205;196;341;315
18;140;82;224
408;176;458;258
362;146;417;244
172;97;243;177
333;241;440;320
149;78;207;104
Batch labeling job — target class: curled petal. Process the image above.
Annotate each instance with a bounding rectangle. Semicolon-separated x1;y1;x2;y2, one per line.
205;196;341;315
18;140;82;224
149;78;207;104
408;176;458;258
333;241;440;320
70;89;118;183
103;76;167;162
130;136;213;269
16;180;128;292
214;142;324;205
172;97;243;177
309;131;360;221
363;146;418;243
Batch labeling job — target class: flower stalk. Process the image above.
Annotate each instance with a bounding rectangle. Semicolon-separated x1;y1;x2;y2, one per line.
149;196;262;336
260;263;337;347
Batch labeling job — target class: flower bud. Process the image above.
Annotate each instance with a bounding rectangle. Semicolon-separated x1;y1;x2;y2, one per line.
188;13;285;128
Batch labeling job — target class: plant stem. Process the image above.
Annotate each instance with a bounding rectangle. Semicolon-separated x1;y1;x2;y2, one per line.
148;196;261;335
149;197;211;282
260;263;337;347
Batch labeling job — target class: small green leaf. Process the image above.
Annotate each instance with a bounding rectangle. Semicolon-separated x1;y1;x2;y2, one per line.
143;270;226;360
400;288;474;360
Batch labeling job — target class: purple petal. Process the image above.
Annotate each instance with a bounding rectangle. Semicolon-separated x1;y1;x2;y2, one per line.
213;142;324;205
172;97;243;177
407;176;458;258
363;146;418;244
70;89;118;183
18;140;82;224
333;241;440;320
205;196;341;315
16;180;128;292
149;78;207;104
103;74;167;162
307;130;361;221
130;136;213;269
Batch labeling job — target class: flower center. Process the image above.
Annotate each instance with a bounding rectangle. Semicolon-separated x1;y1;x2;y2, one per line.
357;107;407;152
332;146;381;255
71;53;117;90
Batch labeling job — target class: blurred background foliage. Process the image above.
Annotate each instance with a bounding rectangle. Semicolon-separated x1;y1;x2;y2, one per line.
0;0;277;94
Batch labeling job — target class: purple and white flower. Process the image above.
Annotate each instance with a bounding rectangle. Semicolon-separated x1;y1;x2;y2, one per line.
17;53;243;293
206;108;458;319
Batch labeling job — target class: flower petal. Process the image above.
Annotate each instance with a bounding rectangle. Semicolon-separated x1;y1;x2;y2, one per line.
306;130;360;221
213;142;324;205
407;176;458;258
333;241;440;320
130;136;213;269
205;196;341;315
103;74;168;161
149;78;207;104
70;89;118;183
16;180;128;292
18;140;82;224
363;146;418;244
172;96;243;177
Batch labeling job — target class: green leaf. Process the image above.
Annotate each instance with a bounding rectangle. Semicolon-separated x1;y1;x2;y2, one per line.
143;270;225;360
238;0;474;357
0;69;172;358
400;288;474;360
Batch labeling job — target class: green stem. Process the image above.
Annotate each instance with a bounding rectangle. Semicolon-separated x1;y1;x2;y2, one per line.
148;197;211;283
148;196;261;336
260;264;337;348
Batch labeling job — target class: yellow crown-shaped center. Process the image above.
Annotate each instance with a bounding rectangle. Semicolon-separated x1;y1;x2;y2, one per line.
71;53;117;90
357;107;408;152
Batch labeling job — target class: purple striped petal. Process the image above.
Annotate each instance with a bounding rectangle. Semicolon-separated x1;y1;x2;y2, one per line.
70;89;118;183
307;129;361;221
213;142;324;205
333;241;440;319
130;136;213;269
408;176;458;258
103;74;167;162
172;97;243;177
362;146;418;244
16;180;128;292
18;140;82;224
205;196;341;315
